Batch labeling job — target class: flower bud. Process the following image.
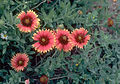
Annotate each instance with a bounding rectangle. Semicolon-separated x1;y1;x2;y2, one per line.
40;75;48;84
107;18;114;27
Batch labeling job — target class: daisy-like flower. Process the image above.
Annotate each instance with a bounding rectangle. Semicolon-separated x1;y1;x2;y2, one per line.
0;31;8;40
71;28;90;48
32;29;55;53
17;10;40;33
11;53;29;72
55;29;73;52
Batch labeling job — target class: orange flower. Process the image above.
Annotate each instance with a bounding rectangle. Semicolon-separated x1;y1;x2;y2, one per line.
113;0;117;2
55;29;73;52
11;53;29;72
17;10;40;32
40;75;48;84
107;18;114;27
32;29;55;53
71;28;90;48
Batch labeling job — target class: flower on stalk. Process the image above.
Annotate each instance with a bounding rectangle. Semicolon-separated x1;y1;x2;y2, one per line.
11;53;29;72
0;31;8;40
107;18;114;27
55;29;73;52
40;75;48;84
32;29;55;53
17;10;40;33
71;28;90;48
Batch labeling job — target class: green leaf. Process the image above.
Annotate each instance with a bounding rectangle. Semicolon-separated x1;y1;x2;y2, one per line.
60;1;65;9
96;78;105;84
64;52;71;57
20;39;25;43
2;45;7;54
57;80;64;84
28;51;35;55
27;67;33;71
2;48;6;54
9;70;15;77
92;10;98;17
68;73;79;79
89;79;95;84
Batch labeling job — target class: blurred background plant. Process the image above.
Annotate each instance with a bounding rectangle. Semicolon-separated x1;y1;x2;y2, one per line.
0;0;120;84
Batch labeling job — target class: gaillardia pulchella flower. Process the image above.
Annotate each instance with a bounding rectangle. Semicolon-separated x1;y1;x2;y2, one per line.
55;29;73;52
32;29;55;53
11;53;29;72
40;75;48;84
71;28;90;48
17;10;40;32
107;18;114;27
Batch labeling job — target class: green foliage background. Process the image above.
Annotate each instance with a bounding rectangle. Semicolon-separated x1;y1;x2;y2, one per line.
0;0;120;84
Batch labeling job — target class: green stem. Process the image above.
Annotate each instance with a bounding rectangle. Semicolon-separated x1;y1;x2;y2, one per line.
31;0;47;10
49;76;68;80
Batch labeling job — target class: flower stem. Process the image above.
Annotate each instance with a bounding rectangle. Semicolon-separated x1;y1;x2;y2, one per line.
49;76;68;80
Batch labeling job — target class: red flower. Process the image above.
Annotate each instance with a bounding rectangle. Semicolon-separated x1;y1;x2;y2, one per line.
71;28;90;48
11;53;29;72
40;75;48;84
32;29;55;53
17;10;40;32
55;29;73;52
107;18;114;27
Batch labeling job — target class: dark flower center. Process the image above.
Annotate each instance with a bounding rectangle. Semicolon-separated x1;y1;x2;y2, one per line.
75;34;85;43
17;60;24;66
39;36;49;46
21;16;32;27
58;35;68;45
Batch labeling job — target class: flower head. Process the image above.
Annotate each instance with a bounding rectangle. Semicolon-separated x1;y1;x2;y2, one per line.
55;29;73;52
78;10;83;15
113;0;117;3
40;75;48;84
11;53;29;72
71;28;90;48
0;31;8;40
25;79;30;84
107;18;114;27
32;29;55;53
17;10;40;33
75;63;79;67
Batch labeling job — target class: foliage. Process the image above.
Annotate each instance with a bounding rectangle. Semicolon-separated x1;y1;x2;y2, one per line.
0;0;120;84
